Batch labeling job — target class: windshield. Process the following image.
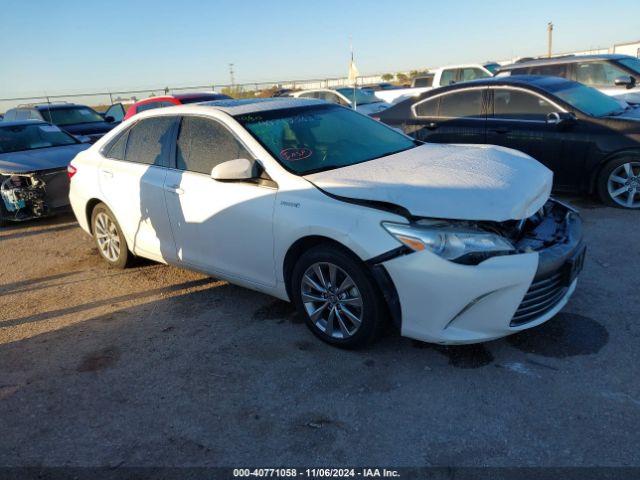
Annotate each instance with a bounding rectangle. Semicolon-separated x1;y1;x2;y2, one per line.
617;57;640;76
335;88;382;105
547;82;626;117
484;63;501;74
0;123;77;153
40;106;105;126
236;104;416;175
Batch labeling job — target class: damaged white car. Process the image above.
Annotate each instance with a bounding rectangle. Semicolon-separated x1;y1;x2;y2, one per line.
68;98;585;348
0;120;90;226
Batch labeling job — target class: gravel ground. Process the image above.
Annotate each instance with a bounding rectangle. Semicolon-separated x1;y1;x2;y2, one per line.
0;196;638;468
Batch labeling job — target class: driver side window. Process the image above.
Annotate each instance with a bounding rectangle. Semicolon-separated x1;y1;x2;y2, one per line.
493;89;556;121
176;116;251;175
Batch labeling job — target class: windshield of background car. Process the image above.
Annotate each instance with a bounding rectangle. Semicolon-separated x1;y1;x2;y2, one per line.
546;81;625;117
40;107;105;126
0;124;77;153
484;63;501;74
617;57;640;76
335;88;382;105
236;104;416;175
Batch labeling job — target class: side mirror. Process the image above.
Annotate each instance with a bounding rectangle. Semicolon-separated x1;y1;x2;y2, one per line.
546;111;576;128
104;115;115;123
614;75;636;89
211;158;255;181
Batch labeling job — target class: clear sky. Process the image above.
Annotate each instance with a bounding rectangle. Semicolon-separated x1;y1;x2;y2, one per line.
1;0;639;99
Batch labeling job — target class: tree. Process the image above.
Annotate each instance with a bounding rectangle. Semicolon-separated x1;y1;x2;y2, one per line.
396;72;409;84
381;73;394;81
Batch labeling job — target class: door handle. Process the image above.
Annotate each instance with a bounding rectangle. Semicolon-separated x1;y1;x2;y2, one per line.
490;127;510;134
165;184;185;195
100;169;113;178
425;122;439;130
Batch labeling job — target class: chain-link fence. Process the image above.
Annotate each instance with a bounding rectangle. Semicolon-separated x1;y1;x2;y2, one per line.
0;73;391;113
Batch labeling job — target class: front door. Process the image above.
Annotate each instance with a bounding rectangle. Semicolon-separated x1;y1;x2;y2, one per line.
485;87;571;188
163;115;277;287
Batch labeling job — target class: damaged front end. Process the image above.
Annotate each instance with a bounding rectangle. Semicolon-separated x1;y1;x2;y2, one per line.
0;169;69;223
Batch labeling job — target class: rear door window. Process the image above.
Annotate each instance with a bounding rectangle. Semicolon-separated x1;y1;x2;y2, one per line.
124;116;176;166
414;97;439;117
104;129;130;160
176;116;251;175
437;90;484;118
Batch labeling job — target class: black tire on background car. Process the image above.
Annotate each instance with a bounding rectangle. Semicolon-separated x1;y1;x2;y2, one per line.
597;156;640;209
291;244;387;348
90;203;131;268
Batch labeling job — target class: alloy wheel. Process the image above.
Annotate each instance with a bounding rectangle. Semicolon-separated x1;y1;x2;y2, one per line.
607;161;640;208
300;262;363;340
94;212;121;262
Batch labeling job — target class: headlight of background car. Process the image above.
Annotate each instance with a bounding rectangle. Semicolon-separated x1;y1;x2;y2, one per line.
382;221;515;264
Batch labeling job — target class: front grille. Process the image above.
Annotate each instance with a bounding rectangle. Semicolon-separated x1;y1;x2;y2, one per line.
511;271;567;327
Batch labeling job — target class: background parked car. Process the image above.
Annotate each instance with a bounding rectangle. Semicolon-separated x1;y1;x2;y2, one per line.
378;75;640;209
497;54;640;105
0;120;90;225
291;87;391;115
123;92;232;121
2;102;124;142
374;64;494;104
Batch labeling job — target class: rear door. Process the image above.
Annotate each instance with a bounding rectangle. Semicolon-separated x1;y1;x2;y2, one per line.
163;115;277;287
408;88;488;144
99;116;178;262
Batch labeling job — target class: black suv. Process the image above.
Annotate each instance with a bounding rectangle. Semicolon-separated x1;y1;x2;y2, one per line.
497;54;640;104
2;102;125;142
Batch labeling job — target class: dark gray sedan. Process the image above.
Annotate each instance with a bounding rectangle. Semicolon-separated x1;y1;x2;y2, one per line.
0;120;90;225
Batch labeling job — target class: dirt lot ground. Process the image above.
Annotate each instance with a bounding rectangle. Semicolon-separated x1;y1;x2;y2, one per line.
0;196;639;468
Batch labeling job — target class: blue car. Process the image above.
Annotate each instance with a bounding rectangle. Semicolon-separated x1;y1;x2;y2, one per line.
0;120;90;225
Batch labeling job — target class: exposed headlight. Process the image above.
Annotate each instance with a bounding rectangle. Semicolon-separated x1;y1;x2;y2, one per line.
382;221;515;263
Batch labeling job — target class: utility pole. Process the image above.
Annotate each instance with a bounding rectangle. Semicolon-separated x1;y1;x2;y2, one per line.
228;63;235;87
547;22;554;58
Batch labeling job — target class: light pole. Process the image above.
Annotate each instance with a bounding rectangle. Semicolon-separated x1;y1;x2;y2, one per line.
547;22;554;58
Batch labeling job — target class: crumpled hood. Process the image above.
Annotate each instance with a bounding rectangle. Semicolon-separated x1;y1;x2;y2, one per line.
306;143;553;221
0;143;89;173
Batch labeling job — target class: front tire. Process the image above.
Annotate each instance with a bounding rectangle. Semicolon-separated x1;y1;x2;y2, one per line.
597;157;640;209
91;203;131;268
291;244;387;349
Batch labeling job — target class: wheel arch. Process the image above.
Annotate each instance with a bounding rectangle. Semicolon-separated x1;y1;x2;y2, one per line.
590;148;640;193
282;235;402;329
85;198;106;234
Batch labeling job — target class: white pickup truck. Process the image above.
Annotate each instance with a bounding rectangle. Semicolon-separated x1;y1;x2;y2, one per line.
374;64;493;104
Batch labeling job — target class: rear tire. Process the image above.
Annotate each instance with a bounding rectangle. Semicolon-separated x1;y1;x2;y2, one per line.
90;203;131;268
291;244;387;349
597;157;640;209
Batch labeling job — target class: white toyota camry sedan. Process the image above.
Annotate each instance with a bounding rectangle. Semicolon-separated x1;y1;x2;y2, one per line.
68;98;585;348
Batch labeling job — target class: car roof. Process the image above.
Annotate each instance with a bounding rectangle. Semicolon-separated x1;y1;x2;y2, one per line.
436;74;576;90
0;120;47;127
499;54;631;70
196;97;324;115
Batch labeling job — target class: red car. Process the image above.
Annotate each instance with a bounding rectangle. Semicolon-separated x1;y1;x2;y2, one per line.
123;92;232;121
